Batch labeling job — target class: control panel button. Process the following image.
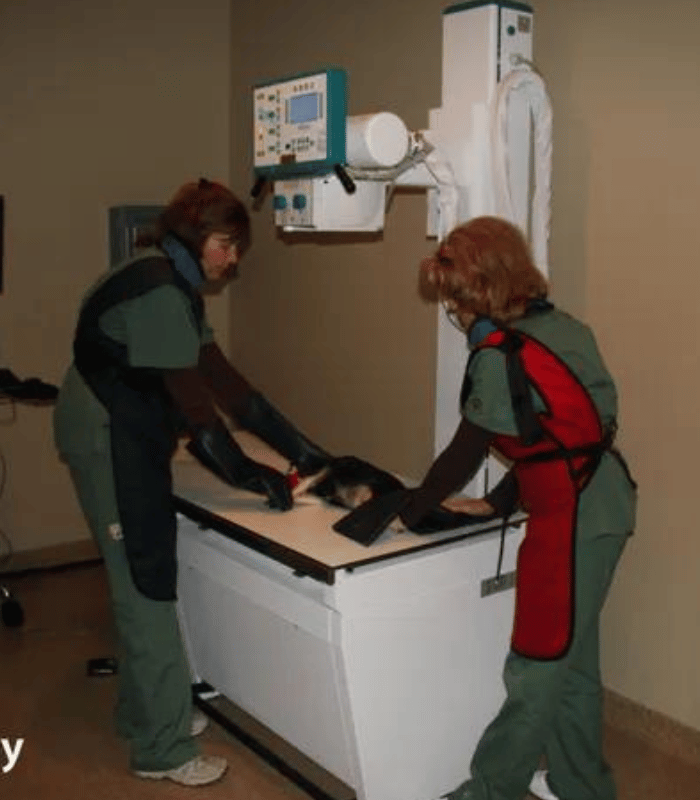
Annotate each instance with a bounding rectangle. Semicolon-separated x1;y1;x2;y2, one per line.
273;195;288;210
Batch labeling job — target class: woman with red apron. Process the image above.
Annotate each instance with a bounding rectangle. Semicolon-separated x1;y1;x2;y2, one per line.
399;217;637;800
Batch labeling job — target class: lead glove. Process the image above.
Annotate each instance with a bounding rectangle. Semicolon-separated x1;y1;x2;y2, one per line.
235;391;332;476
187;419;293;510
197;344;332;477
333;418;508;544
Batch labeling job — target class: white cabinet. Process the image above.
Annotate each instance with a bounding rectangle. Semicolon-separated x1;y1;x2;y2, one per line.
174;457;524;800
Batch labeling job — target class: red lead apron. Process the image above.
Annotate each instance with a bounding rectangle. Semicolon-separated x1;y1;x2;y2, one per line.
475;328;608;660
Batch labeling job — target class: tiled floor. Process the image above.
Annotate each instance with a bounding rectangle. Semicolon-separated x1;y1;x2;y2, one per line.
1;561;698;799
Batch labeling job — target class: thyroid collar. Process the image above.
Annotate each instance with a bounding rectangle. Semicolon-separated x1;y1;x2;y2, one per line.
468;317;498;347
161;234;205;290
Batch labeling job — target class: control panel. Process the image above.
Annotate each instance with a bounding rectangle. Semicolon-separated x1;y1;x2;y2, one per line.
253;68;347;181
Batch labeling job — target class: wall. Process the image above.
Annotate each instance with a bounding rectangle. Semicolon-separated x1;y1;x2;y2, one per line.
228;0;446;477
0;0;232;554
229;0;700;732
536;0;700;732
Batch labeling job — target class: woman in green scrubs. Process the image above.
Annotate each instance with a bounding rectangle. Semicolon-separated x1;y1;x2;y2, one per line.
400;216;637;800
53;179;329;786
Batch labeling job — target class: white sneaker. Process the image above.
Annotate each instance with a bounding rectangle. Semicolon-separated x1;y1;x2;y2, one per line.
529;770;561;800
135;754;227;786
191;708;209;736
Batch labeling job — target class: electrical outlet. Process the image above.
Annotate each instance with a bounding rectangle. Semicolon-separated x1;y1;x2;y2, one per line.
481;571;516;597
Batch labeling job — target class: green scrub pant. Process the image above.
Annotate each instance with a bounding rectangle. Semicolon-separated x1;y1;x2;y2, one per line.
67;452;198;772
448;531;628;800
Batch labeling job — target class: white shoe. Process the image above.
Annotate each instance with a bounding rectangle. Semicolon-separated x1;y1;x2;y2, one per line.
529;770;561;800
191;708;209;736
135;754;227;786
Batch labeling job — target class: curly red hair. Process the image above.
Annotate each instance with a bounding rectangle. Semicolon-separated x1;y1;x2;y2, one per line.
419;216;548;323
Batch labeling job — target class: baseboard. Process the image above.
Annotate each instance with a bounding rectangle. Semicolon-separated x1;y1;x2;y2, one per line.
604;689;700;767
0;538;101;576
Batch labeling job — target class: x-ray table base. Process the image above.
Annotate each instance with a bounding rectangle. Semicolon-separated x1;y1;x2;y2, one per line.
173;447;524;800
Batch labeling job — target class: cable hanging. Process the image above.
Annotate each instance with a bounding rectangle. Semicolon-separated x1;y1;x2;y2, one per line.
491;58;553;273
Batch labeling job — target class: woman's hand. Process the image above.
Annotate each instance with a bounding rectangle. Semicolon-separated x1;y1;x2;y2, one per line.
440;496;495;516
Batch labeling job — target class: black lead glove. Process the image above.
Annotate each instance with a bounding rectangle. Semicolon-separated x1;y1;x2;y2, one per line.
196;344;332;477
236;391;332;476
187;419;293;510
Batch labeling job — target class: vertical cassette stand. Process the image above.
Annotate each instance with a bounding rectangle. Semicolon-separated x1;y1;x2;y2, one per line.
431;3;535;494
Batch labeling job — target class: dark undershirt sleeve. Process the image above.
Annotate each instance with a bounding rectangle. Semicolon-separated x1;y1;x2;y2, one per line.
162;367;219;431
197;342;254;418
400;416;495;527
484;469;520;516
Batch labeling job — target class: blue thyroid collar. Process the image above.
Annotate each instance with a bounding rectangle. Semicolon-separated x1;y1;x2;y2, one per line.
468;317;498;347
161;235;205;290
467;300;553;347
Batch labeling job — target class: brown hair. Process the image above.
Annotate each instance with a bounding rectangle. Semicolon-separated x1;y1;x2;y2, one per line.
140;178;251;257
419;216;548;323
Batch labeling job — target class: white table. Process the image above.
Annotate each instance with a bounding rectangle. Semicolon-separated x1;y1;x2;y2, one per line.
173;436;525;800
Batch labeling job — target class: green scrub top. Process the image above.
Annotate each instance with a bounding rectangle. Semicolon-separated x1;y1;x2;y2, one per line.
462;307;636;537
54;248;214;457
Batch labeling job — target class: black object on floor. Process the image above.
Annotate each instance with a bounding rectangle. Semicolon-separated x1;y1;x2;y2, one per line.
1;585;24;627
86;656;119;677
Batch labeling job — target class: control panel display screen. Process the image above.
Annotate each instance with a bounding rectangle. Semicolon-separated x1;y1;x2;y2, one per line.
288;93;319;125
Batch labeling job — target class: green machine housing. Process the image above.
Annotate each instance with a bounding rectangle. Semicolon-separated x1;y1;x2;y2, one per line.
253;68;347;182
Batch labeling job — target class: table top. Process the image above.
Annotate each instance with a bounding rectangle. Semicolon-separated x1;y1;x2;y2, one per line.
172;432;524;584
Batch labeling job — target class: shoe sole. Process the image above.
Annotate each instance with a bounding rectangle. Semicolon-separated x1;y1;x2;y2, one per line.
134;764;227;786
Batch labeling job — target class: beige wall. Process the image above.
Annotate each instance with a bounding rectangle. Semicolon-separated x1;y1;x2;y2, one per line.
0;0;232;552
537;0;700;733
229;0;700;732
228;0;447;476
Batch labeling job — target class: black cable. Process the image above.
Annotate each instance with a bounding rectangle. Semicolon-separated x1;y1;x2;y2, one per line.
0;441;13;569
0;377;58;628
0;416;23;627
495;518;507;579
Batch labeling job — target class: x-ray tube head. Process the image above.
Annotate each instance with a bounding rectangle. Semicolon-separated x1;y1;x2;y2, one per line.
346;112;409;169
